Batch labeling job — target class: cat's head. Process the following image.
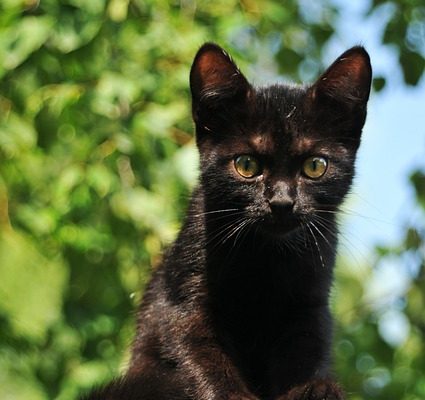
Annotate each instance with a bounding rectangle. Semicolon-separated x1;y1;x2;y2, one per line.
190;43;371;238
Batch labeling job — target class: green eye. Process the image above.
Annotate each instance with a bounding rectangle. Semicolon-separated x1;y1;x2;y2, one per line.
303;156;328;179
234;155;261;178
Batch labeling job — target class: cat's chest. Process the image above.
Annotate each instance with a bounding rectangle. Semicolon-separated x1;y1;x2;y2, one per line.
206;237;330;335
208;248;303;324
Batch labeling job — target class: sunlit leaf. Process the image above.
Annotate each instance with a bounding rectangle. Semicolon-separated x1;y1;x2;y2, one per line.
0;16;53;75
0;229;67;342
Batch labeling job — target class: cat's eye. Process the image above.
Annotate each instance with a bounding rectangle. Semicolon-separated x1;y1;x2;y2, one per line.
234;155;261;179
303;156;328;179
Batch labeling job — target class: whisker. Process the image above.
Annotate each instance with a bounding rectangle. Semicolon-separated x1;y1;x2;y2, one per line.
309;220;334;250
232;218;253;246
206;216;249;255
317;207;392;225
190;208;241;217
229;218;257;263
205;218;246;248
313;213;370;268
305;222;325;269
310;215;339;237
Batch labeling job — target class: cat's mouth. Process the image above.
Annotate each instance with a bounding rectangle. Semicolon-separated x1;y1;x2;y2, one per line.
259;215;302;237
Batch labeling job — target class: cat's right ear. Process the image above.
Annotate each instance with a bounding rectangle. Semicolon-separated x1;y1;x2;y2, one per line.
190;43;251;122
309;46;372;110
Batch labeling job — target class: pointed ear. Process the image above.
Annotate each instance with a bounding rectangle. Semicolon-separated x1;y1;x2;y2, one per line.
310;46;372;108
190;43;251;117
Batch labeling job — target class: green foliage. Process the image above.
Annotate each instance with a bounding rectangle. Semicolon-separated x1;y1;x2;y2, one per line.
0;1;423;399
371;0;425;85
333;170;425;399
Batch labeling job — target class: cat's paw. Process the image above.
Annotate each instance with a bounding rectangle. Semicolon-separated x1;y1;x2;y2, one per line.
279;379;344;400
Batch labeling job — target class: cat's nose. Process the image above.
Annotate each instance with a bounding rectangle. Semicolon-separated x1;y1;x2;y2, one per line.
268;196;294;216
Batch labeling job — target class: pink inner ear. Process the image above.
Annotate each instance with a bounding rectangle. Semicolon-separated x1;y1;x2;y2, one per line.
313;47;371;102
197;51;224;75
191;44;244;96
196;51;228;88
348;56;366;77
190;44;252;115
335;53;369;81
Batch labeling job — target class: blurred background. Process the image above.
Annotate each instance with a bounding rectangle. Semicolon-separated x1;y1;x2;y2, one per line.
0;0;424;399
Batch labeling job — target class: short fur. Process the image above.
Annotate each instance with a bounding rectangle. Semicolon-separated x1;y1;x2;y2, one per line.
82;43;372;400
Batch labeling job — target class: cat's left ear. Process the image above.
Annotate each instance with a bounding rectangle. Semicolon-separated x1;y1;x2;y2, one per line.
190;43;251;121
309;46;372;110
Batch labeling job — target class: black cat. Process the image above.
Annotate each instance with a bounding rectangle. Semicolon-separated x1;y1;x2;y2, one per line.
82;43;372;400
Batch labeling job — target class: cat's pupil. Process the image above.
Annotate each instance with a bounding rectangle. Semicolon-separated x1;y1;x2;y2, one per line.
303;156;327;179
234;155;260;178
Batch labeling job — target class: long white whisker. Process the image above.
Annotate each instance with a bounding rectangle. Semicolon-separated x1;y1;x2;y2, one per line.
190;208;241;217
309;220;334;250
313;213;370;268
205;217;246;248
305;222;325;269
206;216;250;255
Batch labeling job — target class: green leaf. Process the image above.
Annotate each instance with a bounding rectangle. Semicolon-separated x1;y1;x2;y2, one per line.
0;365;47;400
46;3;105;53
410;170;425;209
405;228;421;250
0;16;54;74
0;112;37;158
400;50;425;86
87;163;117;198
275;47;303;76
373;76;386;92
0;229;67;342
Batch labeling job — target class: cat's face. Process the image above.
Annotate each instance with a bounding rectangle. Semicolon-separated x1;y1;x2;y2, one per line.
190;43;371;238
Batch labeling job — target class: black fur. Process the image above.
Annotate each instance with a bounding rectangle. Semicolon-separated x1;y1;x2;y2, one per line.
81;43;371;400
